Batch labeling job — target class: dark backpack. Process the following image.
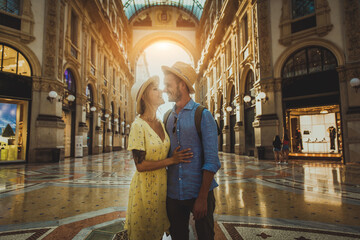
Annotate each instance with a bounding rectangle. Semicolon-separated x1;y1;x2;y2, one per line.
163;105;221;142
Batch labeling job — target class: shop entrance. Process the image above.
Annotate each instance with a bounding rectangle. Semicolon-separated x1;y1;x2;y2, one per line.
0;44;32;163
281;46;342;160
286;105;342;158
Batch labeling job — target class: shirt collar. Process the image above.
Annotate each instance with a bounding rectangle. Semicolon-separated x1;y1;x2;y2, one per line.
172;98;195;113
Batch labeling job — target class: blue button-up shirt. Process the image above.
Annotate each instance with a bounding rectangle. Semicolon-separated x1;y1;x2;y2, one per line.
166;99;221;200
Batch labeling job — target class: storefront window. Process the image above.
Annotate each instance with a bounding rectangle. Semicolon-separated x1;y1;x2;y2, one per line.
0;100;28;162
2;46;17;74
0;45;31;76
286;105;342;157
18;53;31;76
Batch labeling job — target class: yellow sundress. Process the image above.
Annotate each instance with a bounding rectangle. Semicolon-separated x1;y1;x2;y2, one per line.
125;117;170;240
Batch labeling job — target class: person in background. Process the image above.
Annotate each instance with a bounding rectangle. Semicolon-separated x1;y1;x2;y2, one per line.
273;135;282;164
282;133;290;164
162;62;221;240
125;76;193;240
295;128;303;152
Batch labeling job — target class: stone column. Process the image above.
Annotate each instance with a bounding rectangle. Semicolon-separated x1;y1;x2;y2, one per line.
104;110;112;152
93;105;102;154
30;0;66;163
113;114;121;151
77;95;88;156
341;0;360;163
252;0;280;160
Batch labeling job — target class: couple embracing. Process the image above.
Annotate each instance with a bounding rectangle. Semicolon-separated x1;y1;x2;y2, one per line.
125;62;221;240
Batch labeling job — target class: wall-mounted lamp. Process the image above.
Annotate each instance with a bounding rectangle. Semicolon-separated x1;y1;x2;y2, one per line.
350;78;360;93
90;106;97;112
47;91;58;103
320;110;328;114
243;95;256;105
243;95;252;103
126;124;130;128
104;113;110;118
121;121;125;125
215;113;221;118
114;118;119;123
257;92;268;103
67;94;76;102
226;106;233;112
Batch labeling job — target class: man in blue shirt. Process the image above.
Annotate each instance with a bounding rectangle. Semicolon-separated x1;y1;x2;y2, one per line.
162;62;221;240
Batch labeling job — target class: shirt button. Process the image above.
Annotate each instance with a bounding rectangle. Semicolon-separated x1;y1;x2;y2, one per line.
179;165;182;168
179;178;181;180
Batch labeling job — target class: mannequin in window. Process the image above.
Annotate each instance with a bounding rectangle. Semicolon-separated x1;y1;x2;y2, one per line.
294;128;303;152
328;126;336;150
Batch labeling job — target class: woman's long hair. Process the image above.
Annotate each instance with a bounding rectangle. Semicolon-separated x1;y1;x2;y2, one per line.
139;83;157;115
274;135;281;144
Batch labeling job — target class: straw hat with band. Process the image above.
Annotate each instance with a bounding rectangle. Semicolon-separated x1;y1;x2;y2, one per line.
131;76;160;114
161;61;197;94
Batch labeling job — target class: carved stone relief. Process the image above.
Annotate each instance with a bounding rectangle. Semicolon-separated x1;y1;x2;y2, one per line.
58;1;65;80
176;14;195;27
257;0;272;79
133;13;152;27
33;77;64;94
43;0;58;78
344;0;360;62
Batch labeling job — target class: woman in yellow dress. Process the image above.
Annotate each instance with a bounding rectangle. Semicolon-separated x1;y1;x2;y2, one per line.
126;76;192;240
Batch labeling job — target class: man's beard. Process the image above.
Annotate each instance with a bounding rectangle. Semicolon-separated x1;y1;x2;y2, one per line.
169;85;182;102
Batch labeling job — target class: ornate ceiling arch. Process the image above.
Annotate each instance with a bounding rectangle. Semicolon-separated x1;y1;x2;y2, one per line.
121;0;206;21
131;31;198;65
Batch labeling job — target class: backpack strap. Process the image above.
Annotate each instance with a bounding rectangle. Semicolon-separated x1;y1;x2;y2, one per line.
195;105;206;141
195;105;206;167
163;109;172;135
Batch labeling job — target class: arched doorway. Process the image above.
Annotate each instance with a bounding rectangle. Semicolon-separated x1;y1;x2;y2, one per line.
86;85;94;155
0;44;32;162
244;70;255;156
63;69;76;158
111;102;115;150
123;111;127;148
100;95;106;153
229;86;236;153
219;95;224;152
282;46;342;159
118;107;121;150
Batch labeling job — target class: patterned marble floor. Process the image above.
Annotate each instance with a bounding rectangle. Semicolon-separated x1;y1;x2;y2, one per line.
0;151;360;239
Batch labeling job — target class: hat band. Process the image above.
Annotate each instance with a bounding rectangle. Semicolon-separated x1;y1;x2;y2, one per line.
173;66;190;83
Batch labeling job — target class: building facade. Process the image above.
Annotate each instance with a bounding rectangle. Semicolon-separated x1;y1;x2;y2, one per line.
0;0;134;163
196;0;360;163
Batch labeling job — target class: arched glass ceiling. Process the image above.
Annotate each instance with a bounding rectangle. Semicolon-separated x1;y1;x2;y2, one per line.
121;0;206;20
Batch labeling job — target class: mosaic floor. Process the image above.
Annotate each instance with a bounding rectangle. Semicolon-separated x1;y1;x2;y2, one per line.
1;151;360;239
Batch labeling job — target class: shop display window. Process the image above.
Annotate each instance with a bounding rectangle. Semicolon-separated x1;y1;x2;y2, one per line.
286;105;342;157
0;100;28;162
300;113;337;153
